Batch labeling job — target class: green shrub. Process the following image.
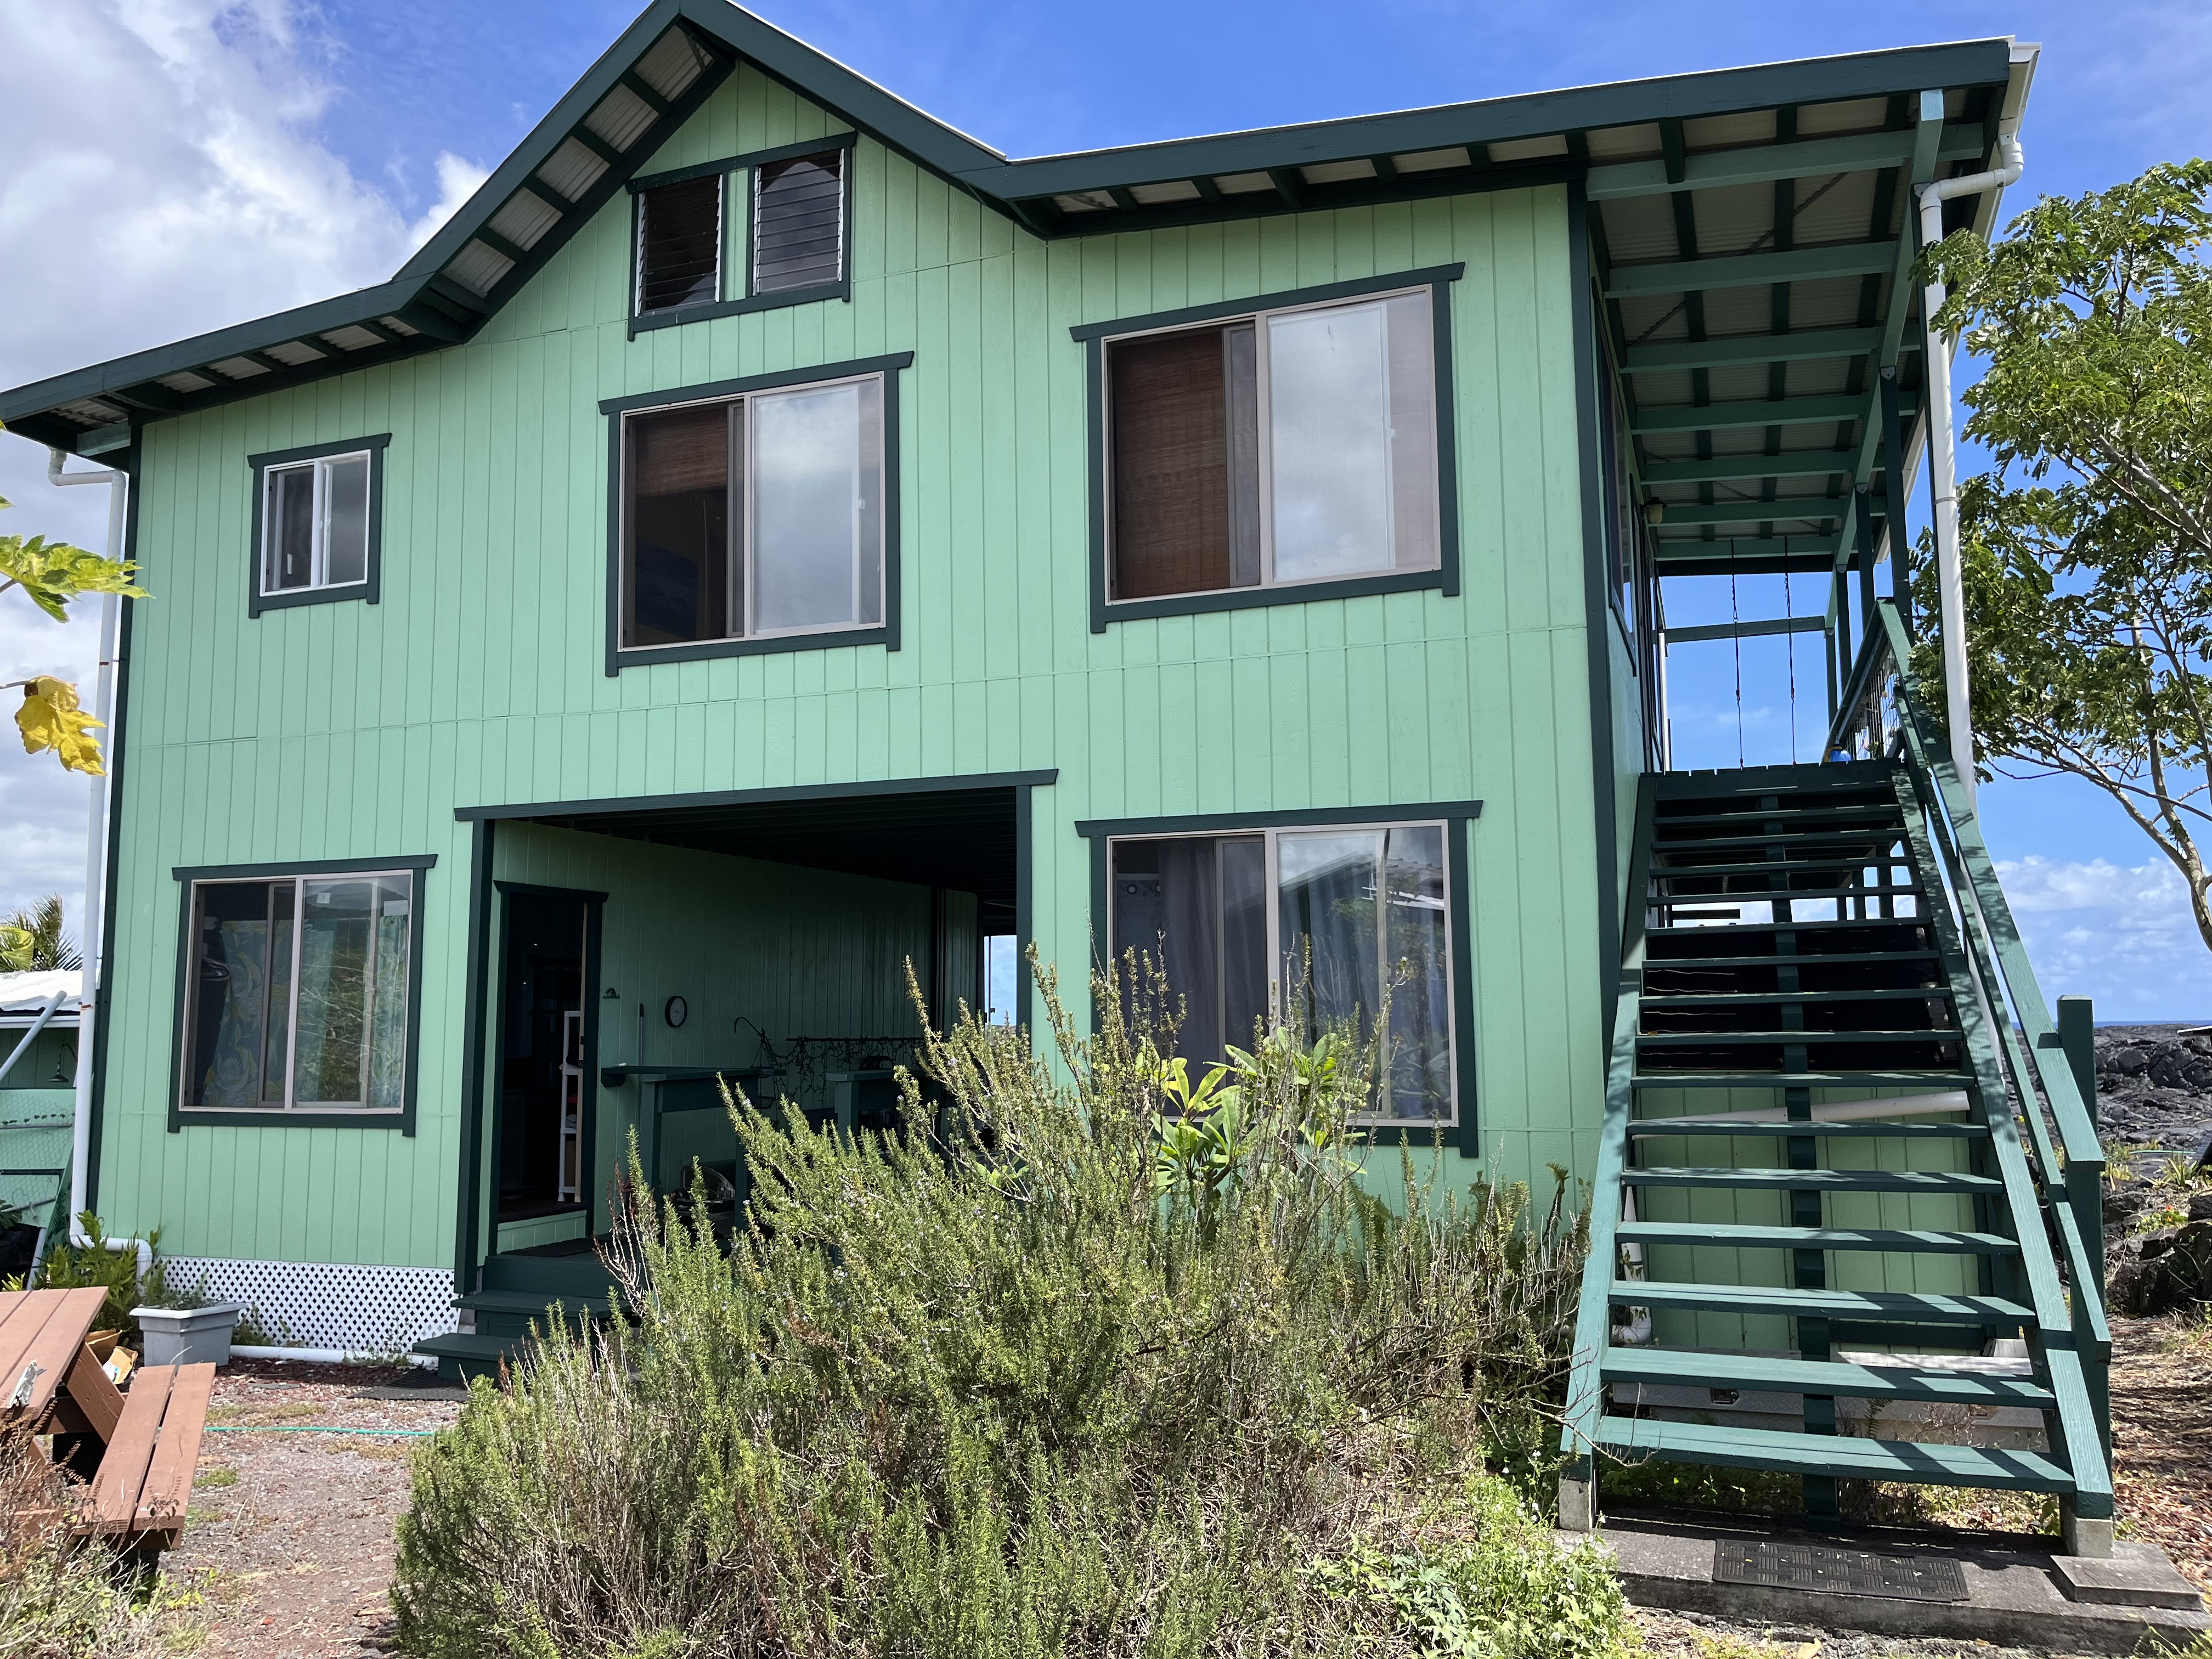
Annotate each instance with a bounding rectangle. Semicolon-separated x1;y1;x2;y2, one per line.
393;959;1610;1659
10;1215;153;1336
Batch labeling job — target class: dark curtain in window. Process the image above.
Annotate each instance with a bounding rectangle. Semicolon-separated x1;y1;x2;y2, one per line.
627;403;732;645
1108;329;1230;599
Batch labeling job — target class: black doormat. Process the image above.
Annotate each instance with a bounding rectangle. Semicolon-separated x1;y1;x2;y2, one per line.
1713;1541;1970;1602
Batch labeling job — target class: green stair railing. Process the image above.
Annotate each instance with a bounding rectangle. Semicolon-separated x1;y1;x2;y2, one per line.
1560;600;2114;1550
1831;600;2112;1466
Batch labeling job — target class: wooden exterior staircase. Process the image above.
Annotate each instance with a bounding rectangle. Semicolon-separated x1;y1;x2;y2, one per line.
1562;602;2114;1555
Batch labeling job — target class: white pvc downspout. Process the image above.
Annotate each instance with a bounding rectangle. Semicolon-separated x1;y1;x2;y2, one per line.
47;447;128;1244
1917;126;2025;804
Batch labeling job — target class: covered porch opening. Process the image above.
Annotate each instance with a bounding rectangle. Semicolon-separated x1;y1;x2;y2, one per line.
453;773;1047;1286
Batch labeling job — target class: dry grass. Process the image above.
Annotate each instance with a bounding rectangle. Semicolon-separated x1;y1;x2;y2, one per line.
2109;1313;2212;1595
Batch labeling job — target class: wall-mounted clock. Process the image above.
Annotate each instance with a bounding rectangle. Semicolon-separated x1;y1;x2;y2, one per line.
664;995;688;1029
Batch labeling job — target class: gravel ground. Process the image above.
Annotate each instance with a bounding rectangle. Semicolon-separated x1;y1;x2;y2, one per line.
153;1358;462;1657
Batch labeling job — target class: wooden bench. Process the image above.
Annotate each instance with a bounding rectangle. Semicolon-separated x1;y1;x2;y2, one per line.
73;1363;216;1549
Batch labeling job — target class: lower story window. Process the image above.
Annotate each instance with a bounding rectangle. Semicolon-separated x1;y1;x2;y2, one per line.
181;871;415;1114
1109;822;1453;1125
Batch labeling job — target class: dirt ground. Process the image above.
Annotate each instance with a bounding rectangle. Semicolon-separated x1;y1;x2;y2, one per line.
152;1358;462;1657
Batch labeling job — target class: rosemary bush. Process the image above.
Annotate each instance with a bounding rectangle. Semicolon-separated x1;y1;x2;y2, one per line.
392;961;1607;1659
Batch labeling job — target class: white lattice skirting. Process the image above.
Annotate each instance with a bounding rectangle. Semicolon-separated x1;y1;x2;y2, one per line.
160;1258;458;1356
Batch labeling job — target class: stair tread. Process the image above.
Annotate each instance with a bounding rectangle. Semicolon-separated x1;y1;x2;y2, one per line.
1640;988;1954;1006
1592;1415;2074;1490
1652;830;1906;853
455;1290;616;1316
1625;1120;1984;1140
1615;1221;2017;1252
1647;884;1923;904
1643;951;1940;969
1624;1166;2000;1192
411;1333;515;1357
1636;1029;1960;1045
1632;1070;1973;1087
1611;1280;2032;1323
1647;919;1929;938
1600;1348;2053;1403
1651;859;1909;879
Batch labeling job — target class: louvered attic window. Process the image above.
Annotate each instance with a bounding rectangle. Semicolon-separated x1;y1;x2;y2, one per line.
752;150;844;294
628;137;852;333
637;174;723;314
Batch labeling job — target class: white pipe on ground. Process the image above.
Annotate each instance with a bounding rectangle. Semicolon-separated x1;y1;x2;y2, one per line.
1917;129;2024;805
46;447;127;1244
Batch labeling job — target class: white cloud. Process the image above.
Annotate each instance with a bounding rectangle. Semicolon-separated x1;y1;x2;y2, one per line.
0;0;486;946
408;150;492;252
1993;855;2212;1021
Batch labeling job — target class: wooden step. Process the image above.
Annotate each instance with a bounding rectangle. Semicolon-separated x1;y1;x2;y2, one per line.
1592;1415;2074;1492
1647;918;1930;939
1636;1029;1959;1047
1639;988;1955;1007
1651;858;1909;880
1610;1280;2032;1325
1624;1120;1984;1141
454;1290;616;1318
1651;830;1905;854
1599;1347;2053;1406
1623;1166;2000;1194
1642;950;1940;969
1632;1070;1972;1089
1647;883;1923;905
1652;808;1903;832
1615;1220;2017;1253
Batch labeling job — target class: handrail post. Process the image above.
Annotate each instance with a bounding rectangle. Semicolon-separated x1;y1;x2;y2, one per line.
2057;997;2096;1128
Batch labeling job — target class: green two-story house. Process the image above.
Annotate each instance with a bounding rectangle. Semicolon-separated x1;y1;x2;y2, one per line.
9;2;2121;1548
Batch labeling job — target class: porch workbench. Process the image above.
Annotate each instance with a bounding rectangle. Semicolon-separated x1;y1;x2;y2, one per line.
1;1285;215;1549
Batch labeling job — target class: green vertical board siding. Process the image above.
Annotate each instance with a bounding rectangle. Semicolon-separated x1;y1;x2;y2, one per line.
95;64;1602;1267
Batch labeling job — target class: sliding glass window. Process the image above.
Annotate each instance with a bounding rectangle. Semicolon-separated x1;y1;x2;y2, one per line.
180;871;415;1115
261;450;371;597
1104;289;1439;603
619;371;884;650
1108;823;1453;1125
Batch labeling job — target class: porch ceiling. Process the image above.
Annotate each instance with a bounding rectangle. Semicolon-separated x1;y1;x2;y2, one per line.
514;784;1025;913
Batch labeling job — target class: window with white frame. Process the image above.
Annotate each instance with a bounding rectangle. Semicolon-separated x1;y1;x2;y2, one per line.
1109;822;1455;1124
619;371;885;649
1103;288;1440;603
180;870;416;1114
260;450;373;597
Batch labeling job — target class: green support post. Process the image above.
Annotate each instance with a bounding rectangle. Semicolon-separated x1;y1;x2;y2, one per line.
2057;996;2096;1129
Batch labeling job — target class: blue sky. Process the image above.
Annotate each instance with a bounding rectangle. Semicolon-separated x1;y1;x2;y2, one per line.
3;0;2210;1015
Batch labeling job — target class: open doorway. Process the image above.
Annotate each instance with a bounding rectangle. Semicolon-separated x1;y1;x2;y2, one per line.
495;887;599;1223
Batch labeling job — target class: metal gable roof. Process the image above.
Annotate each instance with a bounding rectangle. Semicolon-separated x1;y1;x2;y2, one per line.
0;0;2025;455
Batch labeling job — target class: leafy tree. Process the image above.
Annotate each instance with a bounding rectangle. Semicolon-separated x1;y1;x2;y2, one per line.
0;418;146;776
0;895;81;974
1917;160;2212;952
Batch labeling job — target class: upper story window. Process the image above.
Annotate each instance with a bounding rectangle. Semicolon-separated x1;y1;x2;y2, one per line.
618;369;885;654
1105;289;1440;604
246;435;390;617
630;138;851;334
177;865;426;1121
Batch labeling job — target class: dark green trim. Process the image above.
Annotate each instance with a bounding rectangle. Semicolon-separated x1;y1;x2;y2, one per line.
456;769;1059;823
628;131;857;194
82;439;143;1217
602;356;912;674
1068;264;1464;342
165;854;437;1134
1015;785;1036;1032
597;353;912;415
245;434;391;619
628;134;857;339
455;820;496;1287
1570;182;1624;1083
628;280;849;337
1079;267;1465;633
495;881;610;901
170;855;437;881
1074;802;1480;838
1076;804;1481;1150
485;884;606;1239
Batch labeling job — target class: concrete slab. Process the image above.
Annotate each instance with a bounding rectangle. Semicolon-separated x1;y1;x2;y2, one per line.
1579;1513;2209;1655
2052;1544;2207;1610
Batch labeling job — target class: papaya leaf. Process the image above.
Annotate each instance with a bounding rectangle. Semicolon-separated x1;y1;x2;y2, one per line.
14;675;108;776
